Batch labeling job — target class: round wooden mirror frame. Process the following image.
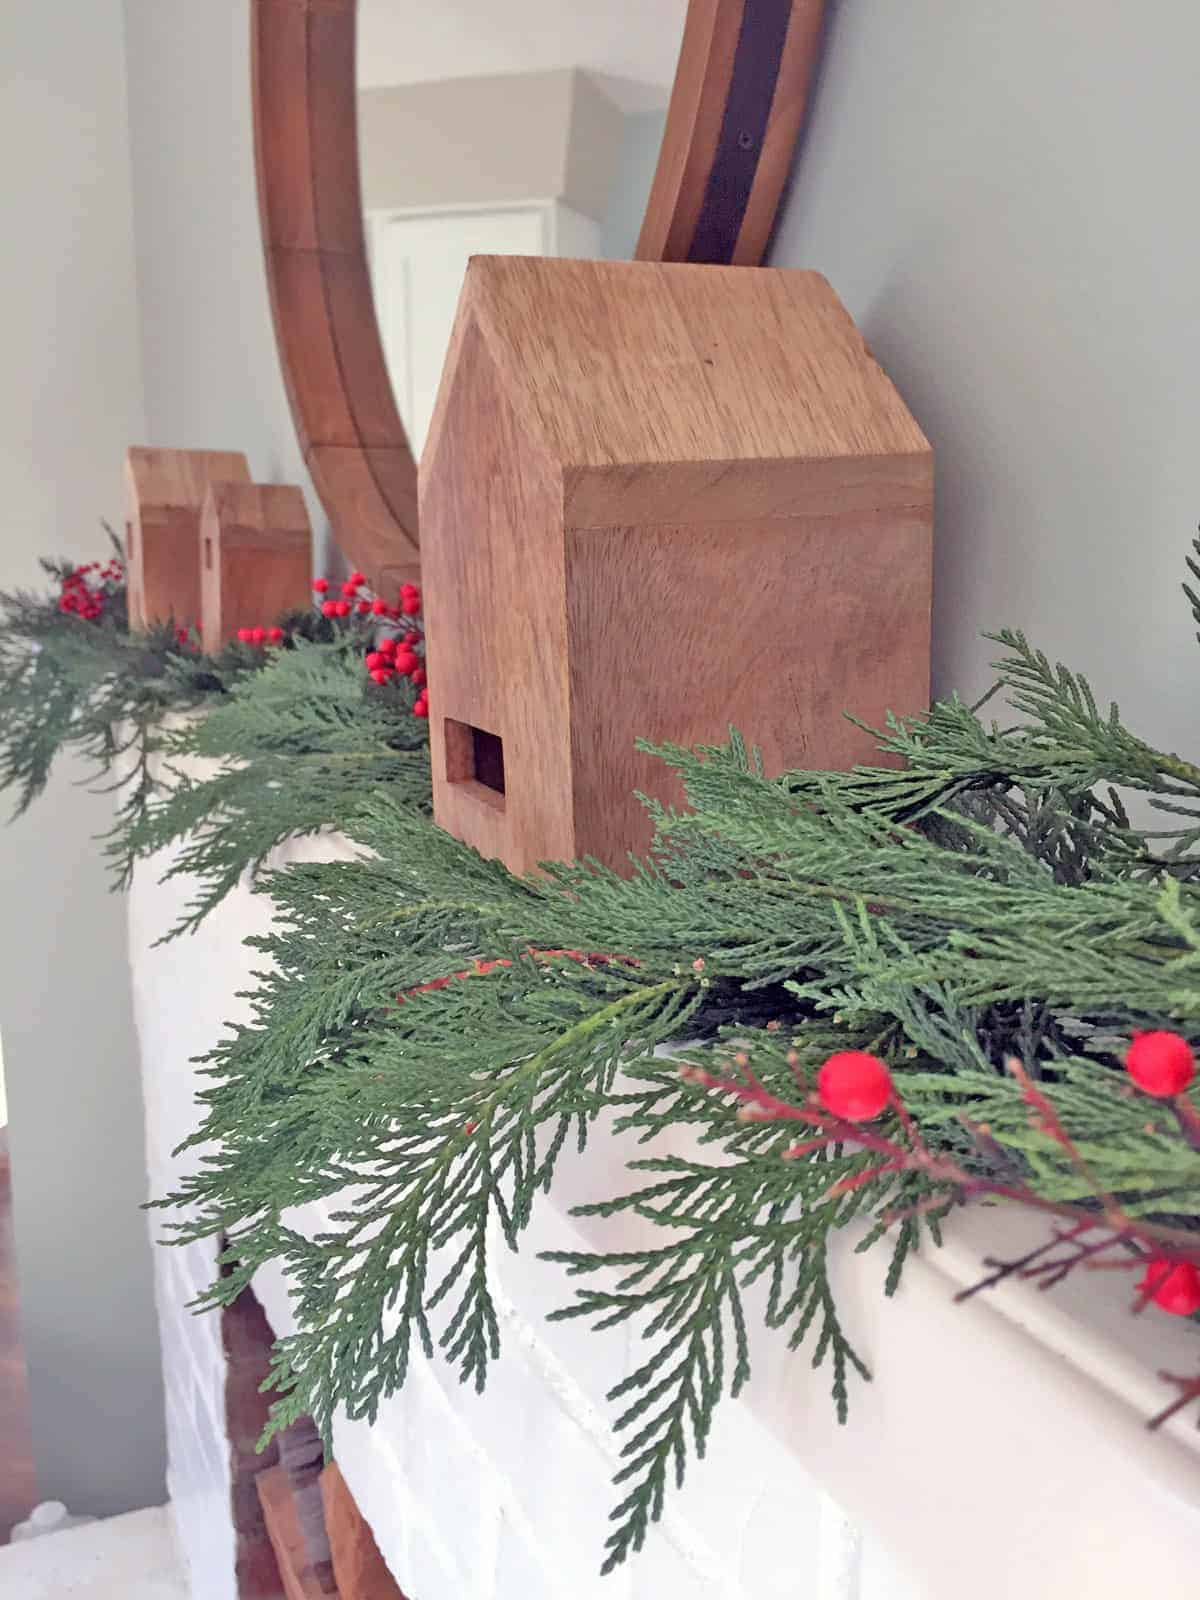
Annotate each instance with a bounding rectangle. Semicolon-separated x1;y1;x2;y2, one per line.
252;0;827;585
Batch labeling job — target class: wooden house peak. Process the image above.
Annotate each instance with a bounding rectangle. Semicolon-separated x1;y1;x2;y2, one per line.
424;257;929;489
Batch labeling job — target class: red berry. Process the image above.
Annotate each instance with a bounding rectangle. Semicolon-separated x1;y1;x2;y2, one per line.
412;699;429;719
393;650;418;675
341;579;360;597
236;627;253;643
365;651;385;671
403;631;421;647
817;1051;893;1122
369;667;393;685
1139;1258;1200;1316
321;599;338;617
378;637;397;657
411;667;427;687
400;583;419;599
1126;1031;1195;1098
371;598;388;615
267;626;285;644
313;577;329;594
335;599;352;617
401;595;421;616
348;571;366;587
357;600;372;614
252;627;268;644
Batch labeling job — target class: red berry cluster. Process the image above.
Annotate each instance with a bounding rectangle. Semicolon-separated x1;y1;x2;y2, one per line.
58;559;123;621
313;572;422;623
312;573;428;718
365;629;428;713
810;1030;1200;1318
816;1030;1200;1125
1121;1030;1200;1315
235;626;286;647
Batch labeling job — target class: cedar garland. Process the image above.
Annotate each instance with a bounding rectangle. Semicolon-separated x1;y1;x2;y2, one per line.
4;536;1200;1573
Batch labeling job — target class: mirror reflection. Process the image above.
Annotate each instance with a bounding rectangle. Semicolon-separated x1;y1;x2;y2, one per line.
357;0;687;455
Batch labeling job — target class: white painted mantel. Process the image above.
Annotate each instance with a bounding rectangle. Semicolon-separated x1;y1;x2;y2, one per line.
126;776;1200;1600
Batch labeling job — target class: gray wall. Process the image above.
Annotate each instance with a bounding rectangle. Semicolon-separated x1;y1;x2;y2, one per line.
600;110;667;260
772;0;1200;762
122;0;325;550
0;0;166;1516
362;71;581;212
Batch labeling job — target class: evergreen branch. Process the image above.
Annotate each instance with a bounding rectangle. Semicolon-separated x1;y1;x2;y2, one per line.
0;551;328;830
134;543;1200;1570
108;636;430;932
161;640;1200;1563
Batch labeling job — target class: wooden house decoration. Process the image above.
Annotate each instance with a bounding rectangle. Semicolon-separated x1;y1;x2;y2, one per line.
125;447;250;629
421;257;933;877
199;482;313;653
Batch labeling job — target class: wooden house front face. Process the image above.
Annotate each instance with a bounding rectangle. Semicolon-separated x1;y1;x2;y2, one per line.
421;257;933;877
125;447;251;630
199;482;312;653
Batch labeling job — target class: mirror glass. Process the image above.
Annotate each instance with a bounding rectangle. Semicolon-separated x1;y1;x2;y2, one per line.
357;0;687;456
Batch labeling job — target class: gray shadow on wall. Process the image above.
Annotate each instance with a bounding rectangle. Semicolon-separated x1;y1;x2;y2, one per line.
856;261;1041;707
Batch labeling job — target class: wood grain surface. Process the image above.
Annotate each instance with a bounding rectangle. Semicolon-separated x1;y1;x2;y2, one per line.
252;0;418;588
125;448;250;630
199;481;313;652
257;1465;337;1599
320;1464;408;1599
422;257;932;876
251;0;826;582
637;0;827;266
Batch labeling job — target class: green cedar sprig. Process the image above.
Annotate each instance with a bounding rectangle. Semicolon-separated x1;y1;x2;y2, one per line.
155;604;1200;1570
109;633;430;935
0;539;328;828
13;537;1192;1569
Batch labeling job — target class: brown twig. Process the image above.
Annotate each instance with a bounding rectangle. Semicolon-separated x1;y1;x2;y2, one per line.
680;1047;1200;1431
685;1052;1200;1266
1172;1092;1200;1154
1148;1371;1200;1431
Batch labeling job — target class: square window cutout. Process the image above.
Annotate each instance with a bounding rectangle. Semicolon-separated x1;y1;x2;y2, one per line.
445;718;506;811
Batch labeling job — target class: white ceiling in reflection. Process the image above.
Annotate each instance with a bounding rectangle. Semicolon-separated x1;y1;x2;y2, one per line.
356;0;688;109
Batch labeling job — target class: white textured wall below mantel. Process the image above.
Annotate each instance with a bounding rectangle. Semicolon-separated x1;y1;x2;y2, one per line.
128;819;926;1600
772;0;1200;760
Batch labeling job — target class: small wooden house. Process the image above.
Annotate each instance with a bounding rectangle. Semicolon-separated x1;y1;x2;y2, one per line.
199;482;312;653
125;447;250;629
420;257;933;876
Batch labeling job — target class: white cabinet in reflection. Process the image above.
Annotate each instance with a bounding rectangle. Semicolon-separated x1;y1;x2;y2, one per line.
368;201;599;459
